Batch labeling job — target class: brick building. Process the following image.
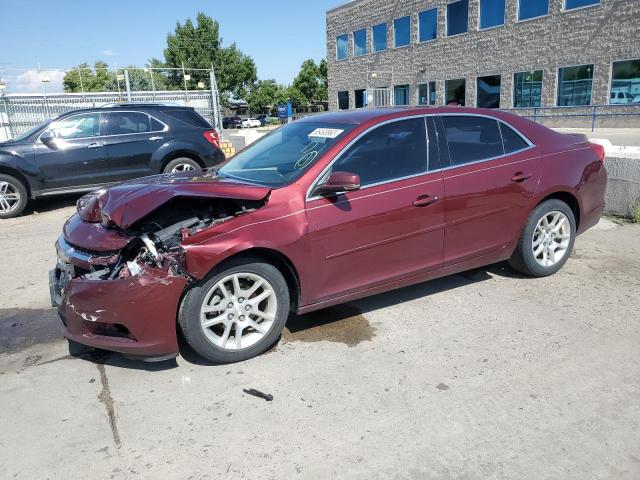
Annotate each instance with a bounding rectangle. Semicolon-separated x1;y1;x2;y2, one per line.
326;0;640;113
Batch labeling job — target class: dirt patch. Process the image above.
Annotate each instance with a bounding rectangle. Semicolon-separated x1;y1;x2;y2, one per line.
283;305;376;347
0;308;63;353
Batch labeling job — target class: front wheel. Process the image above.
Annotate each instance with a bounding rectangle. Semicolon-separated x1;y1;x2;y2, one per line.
178;259;290;364
0;174;28;219
509;199;576;277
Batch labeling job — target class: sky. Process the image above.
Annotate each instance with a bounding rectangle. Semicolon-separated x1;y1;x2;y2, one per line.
0;0;343;93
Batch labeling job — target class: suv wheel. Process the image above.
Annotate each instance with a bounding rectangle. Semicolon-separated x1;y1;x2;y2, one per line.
0;174;28;219
163;158;201;174
178;259;290;364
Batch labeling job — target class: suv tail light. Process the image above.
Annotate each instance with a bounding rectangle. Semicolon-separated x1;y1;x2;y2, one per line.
203;129;220;149
588;142;606;163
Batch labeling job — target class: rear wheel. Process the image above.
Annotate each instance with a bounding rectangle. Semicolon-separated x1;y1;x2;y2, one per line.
509;199;576;277
0;174;28;219
178;259;290;364
163;157;201;174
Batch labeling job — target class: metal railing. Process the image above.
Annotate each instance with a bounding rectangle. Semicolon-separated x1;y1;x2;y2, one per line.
500;105;640;131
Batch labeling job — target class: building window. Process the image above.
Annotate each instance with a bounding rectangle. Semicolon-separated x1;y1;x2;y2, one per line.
353;29;367;56
336;34;349;60
355;89;366;108
372;23;387;52
477;75;501;108
445;79;466;106
557;64;594;106
513;70;543;107
610;59;640;105
419;82;437;105
518;0;549;20
564;0;600;9
479;0;505;29
419;8;438;42
394;85;410;105
447;0;469;36
338;91;350;110
394;16;411;47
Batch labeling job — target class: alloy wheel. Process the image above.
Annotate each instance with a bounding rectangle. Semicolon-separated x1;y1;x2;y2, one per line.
0;181;21;214
531;211;571;267
199;273;278;350
170;163;196;173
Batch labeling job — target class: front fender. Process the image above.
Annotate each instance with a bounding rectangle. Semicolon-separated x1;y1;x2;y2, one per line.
0;150;40;193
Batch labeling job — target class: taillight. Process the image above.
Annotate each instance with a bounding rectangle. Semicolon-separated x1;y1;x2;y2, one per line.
203;129;220;149
588;142;605;163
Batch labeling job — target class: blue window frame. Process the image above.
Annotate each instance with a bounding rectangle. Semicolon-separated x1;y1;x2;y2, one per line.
394;85;410;106
557;64;594;106
372;23;387;52
353;29;367;56
394;16;411;47
447;0;468;36
336;34;349;60
513;70;543;107
419;8;438;42
518;0;549;20
565;0;599;9
476;75;501;108
479;0;505;29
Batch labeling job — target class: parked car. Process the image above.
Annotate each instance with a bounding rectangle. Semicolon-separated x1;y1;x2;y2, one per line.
241;118;262;129
222;116;243;129
51;107;607;364
610;89;635;104
256;114;268;126
0;104;225;219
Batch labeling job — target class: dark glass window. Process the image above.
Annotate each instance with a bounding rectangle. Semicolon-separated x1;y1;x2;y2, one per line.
513;70;543;107
447;0;468;36
418;82;436;105
162;109;208;128
353;29;367;56
336;34;349;60
557;64;594;106
355;89;366;109
419;8;438;42
445;79;466;105
441;116;503;165
610;59;640;105
480;0;505;29
565;0;599;9
372;23;387;52
394;85;410;106
518;0;549;20
476;75;501;108
500;123;530;154
394;16;411;47
333;118;428;186
338;91;350;110
106;112;150;135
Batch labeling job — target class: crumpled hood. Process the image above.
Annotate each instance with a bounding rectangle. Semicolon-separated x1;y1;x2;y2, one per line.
96;171;271;230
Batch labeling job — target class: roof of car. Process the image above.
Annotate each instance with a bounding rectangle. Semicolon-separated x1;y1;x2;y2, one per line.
58;103;192;117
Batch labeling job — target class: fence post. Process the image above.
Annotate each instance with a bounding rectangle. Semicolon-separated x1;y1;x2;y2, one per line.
591;105;597;132
533;107;538;123
1;94;14;140
124;70;132;103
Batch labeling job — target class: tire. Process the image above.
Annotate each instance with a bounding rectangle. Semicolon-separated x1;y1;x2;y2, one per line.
0;174;28;219
163;157;201;174
178;258;290;364
509;199;576;277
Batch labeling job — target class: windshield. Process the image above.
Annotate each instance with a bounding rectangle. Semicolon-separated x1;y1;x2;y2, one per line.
218;121;354;187
11;121;50;142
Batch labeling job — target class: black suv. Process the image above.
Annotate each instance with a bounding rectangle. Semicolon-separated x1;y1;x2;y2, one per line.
222;116;242;129
0;104;225;218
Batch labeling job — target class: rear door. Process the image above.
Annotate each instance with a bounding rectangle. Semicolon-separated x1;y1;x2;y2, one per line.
437;114;542;265
102;111;167;181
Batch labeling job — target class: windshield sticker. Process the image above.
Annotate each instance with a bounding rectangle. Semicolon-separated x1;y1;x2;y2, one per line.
301;141;319;153
294;150;319;170
308;128;344;139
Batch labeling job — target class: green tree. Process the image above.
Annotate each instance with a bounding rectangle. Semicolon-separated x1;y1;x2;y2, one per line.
63;61;115;92
246;79;280;113
318;58;328;102
162;12;257;98
291;59;329;105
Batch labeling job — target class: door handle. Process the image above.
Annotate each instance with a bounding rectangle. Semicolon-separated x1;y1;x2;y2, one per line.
412;195;439;207
149;136;163;141
511;172;532;182
87;142;102;149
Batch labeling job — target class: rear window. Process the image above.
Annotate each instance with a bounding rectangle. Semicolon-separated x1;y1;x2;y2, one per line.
162;109;211;128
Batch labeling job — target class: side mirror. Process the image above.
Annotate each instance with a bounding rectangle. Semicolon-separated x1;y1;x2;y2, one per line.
40;130;56;148
315;171;360;196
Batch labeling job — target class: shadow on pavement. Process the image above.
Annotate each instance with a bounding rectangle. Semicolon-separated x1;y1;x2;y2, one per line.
22;193;82;216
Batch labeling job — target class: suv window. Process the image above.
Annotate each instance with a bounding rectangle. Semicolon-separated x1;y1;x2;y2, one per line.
47;113;100;139
332;118;428;186
162;109;210;128
500;123;529;154
441;116;503;165
106;112;152;135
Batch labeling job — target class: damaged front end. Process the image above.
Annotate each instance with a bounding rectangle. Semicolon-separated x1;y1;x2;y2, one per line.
50;183;268;359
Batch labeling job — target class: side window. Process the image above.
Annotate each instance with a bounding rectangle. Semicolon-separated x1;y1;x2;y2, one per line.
441;116;503;165
106;112;151;135
46;113;100;139
332;118;428;186
500;123;530;154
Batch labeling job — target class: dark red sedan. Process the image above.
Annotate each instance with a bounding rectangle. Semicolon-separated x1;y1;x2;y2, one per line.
50;107;607;363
